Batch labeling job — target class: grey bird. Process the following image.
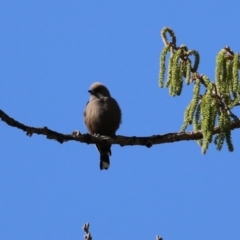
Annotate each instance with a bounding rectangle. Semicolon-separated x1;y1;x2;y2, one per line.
84;82;122;170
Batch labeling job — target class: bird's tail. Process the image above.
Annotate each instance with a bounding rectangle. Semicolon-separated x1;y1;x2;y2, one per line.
100;153;110;170
96;144;112;170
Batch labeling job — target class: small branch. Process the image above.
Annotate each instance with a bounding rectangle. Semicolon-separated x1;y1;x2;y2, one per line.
227;109;239;121
1;109;240;147
191;73;208;88
82;222;163;240
83;223;92;240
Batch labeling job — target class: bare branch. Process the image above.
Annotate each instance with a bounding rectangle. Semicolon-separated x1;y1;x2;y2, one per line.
1;109;240;147
82;223;92;240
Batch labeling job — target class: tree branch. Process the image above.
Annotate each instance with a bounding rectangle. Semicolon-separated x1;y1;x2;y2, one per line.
1;109;240;148
82;223;92;240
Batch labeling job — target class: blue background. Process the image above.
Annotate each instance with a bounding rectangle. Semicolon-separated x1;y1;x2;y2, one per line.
1;1;240;239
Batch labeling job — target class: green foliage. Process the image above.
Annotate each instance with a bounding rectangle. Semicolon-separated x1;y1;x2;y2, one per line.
214;110;233;152
160;27;176;46
200;83;218;154
159;45;170;87
232;53;239;92
159;28;200;96
159;27;240;153
216;49;227;95
181;79;201;132
202;75;211;86
193;103;202;146
171;49;183;96
186;60;192;85
187;50;200;73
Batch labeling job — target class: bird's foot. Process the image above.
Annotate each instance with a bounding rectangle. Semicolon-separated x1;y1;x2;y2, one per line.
72;130;81;137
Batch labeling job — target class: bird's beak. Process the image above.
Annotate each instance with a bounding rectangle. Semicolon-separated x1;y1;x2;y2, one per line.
88;90;98;97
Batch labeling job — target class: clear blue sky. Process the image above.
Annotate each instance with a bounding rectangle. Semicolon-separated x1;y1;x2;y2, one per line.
1;1;240;239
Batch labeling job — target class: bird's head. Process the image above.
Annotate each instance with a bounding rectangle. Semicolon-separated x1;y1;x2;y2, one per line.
88;82;111;99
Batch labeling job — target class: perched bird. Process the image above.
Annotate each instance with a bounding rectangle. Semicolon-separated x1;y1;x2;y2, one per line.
84;82;122;170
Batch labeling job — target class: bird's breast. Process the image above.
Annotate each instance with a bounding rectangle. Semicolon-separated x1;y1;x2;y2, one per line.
84;97;121;135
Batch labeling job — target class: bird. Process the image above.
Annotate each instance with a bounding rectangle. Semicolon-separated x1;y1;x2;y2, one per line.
84;82;122;170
